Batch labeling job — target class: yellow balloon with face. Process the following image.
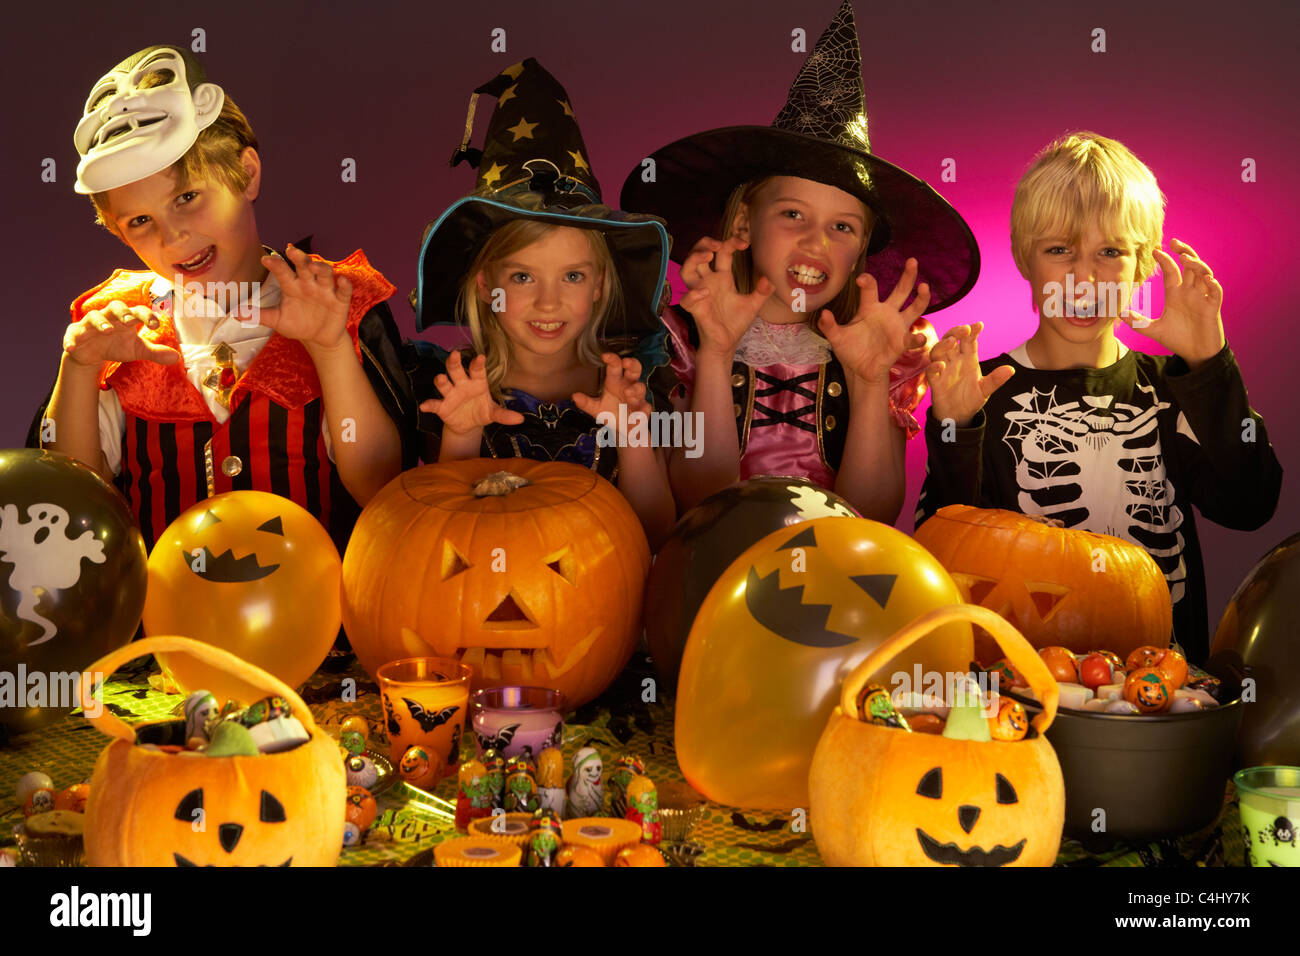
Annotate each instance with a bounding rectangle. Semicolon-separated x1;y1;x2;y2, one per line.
143;490;341;698
674;517;973;810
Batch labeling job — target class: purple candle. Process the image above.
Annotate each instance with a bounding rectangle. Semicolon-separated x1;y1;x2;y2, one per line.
471;686;565;761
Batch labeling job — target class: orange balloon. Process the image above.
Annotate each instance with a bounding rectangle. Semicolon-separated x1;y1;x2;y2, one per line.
143;491;341;700
675;517;973;810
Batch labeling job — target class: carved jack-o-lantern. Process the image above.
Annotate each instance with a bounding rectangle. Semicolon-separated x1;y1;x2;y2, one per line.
914;506;1171;660
144;490;342;697
342;460;650;709
675;517;973;810
81;637;345;867
810;605;1065;866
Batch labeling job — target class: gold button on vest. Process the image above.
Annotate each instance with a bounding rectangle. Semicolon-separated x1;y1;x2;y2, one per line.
221;455;243;477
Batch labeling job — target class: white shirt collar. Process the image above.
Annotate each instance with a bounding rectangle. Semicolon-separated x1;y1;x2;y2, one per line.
1011;339;1129;370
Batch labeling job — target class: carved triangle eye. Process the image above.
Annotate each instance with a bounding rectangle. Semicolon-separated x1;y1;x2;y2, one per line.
545;547;577;585
1026;584;1069;621
951;573;998;606
441;541;471;580
174;788;204;822
996;774;1018;805
260;790;287;823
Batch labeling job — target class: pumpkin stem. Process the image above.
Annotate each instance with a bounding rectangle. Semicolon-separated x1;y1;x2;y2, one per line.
1025;514;1066;528
472;472;532;497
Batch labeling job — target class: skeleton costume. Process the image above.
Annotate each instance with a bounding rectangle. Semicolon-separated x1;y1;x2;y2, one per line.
28;46;414;552
621;1;978;490
916;342;1282;663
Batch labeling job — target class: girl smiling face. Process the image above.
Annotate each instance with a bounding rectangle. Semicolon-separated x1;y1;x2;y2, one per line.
475;226;606;362
733;176;870;325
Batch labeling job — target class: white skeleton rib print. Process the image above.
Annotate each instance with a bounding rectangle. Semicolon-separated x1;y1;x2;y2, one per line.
999;382;1187;604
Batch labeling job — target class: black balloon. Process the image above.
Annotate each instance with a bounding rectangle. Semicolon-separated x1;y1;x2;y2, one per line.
0;449;147;736
644;477;858;689
1208;532;1300;769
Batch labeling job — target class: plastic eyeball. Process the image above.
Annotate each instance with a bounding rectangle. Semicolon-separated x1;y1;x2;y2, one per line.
16;772;54;806
346;755;379;789
342;821;362;847
339;731;366;756
339;716;370;742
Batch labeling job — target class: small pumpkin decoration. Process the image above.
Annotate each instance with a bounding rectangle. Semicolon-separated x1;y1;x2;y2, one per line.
676;517;973;810
342;460;650;709
81;637;345;867
914;506;1172;660
809;605;1065;867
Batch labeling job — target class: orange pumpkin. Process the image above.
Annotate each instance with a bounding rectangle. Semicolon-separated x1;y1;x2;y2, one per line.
81;637;345;867
809;605;1065;867
914;506;1171;660
342;460;650;709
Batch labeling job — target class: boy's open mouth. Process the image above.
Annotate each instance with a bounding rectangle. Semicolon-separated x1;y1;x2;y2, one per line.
174;246;216;275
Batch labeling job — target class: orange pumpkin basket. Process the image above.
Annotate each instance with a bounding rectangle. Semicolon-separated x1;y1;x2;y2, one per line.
809;604;1065;867
80;636;346;867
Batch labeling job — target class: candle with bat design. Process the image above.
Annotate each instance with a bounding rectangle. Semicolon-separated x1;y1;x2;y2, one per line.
471;686;565;761
377;657;472;781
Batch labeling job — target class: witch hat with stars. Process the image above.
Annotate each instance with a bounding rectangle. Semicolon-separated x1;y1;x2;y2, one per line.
620;0;978;314
415;58;671;335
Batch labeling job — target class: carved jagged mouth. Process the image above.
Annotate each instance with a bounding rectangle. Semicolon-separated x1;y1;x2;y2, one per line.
185;545;279;583
173;853;293;867
402;625;604;682
915;829;1025;867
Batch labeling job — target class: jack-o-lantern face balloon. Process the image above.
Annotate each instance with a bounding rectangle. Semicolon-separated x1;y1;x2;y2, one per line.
144;491;341;699
675;517;973;810
342;460;650;709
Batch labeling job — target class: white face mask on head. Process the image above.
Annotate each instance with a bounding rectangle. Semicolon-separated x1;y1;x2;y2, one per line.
73;45;225;195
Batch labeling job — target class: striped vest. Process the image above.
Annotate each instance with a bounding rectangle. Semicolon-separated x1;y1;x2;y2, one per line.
72;251;395;551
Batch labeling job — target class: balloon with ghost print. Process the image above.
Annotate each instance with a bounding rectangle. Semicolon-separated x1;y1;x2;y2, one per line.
0;448;146;736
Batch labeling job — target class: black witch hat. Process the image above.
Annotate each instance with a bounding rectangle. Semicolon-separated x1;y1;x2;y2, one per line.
619;1;978;313
415;59;671;334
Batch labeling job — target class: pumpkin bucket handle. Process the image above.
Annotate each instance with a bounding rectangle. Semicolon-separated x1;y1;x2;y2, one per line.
839;604;1059;735
78;636;320;744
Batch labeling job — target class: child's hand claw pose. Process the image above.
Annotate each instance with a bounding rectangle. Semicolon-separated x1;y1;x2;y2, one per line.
678;236;775;357
817;258;931;386
258;244;355;352
420;349;526;436
63;301;177;367
1123;238;1226;367
572;353;651;436
925;321;1015;428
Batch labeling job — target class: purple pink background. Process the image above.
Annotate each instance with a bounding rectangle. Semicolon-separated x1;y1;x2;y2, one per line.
4;0;1296;626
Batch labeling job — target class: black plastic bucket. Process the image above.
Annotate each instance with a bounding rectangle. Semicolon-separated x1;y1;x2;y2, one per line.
1014;691;1243;845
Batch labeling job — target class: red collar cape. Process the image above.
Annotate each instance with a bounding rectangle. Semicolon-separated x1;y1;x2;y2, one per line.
70;250;394;421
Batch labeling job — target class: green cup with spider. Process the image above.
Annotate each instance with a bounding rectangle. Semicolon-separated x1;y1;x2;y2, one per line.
1235;766;1300;867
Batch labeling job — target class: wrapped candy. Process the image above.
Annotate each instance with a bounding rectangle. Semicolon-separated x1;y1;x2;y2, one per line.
854;684;910;730
527;809;563;867
624;775;662;845
503;756;540;814
456;759;493;832
608;754;645;816
238;695;308;753
482;748;505;809
183;690;218;746
537;746;566;818
566;748;603;818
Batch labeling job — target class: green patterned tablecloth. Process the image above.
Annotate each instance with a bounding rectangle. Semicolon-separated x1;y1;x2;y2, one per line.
0;655;1244;867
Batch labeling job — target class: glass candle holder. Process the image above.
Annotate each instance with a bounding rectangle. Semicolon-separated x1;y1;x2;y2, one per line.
1234;765;1300;867
377;657;472;788
470;686;565;761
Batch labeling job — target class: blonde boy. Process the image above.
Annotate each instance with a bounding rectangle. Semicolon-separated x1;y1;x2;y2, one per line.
917;132;1281;662
36;45;410;550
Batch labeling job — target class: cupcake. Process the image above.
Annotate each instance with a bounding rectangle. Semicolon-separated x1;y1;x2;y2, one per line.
656;781;706;842
15;810;85;866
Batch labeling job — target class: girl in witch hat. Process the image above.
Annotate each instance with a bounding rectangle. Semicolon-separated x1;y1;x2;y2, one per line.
405;59;676;547
620;0;979;520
